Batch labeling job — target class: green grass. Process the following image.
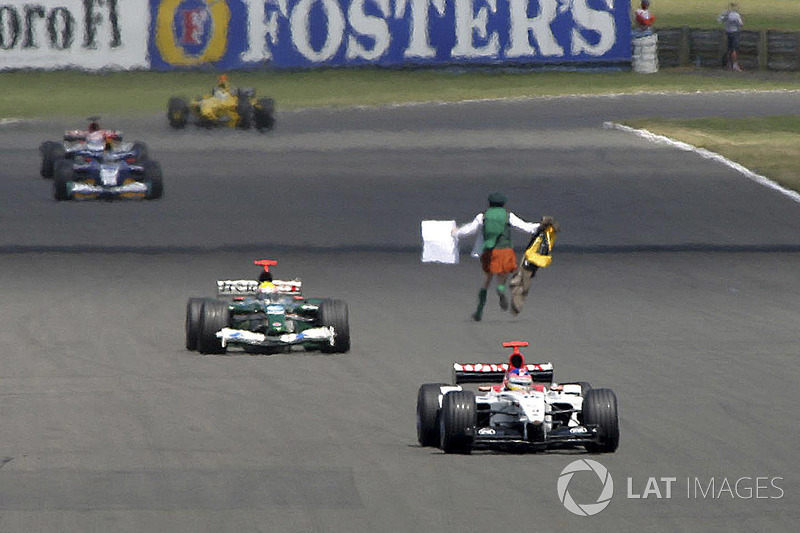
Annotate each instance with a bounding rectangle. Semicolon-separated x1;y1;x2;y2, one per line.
651;0;800;31
2;69;800;119
626;116;800;193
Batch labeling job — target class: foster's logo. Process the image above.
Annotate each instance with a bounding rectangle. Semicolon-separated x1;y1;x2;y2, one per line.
155;0;230;66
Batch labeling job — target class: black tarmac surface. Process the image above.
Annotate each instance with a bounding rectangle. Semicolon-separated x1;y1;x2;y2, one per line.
0;92;798;532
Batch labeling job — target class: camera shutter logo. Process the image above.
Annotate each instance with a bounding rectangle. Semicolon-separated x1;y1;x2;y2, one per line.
557;459;614;516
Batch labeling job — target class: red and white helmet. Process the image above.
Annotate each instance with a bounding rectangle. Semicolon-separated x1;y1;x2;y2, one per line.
504;368;533;392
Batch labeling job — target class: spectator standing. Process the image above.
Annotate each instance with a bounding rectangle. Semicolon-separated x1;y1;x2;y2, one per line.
718;3;743;71
634;0;656;36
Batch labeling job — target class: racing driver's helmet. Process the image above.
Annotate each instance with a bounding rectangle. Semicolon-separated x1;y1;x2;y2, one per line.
504;368;533;392
86;131;105;152
256;281;278;300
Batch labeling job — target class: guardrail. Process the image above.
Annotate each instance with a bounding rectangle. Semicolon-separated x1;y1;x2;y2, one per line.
656;27;800;71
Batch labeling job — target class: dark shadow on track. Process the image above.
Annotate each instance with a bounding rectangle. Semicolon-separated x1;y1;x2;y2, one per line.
2;244;800;254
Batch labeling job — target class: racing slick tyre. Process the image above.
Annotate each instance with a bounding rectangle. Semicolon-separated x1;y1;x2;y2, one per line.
168;97;189;129
254;98;275;132
319;299;350;353
53;159;73;201
185;298;210;351
40;141;65;178
198;300;230;355
439;390;476;454
236;98;253;130
131;141;149;162
143;160;164;200
417;383;448;447
582;388;619;453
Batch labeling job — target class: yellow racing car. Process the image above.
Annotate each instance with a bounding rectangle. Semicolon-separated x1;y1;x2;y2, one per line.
167;75;275;132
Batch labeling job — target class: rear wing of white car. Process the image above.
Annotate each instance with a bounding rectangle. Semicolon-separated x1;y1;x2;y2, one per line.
216;279;302;297
452;362;554;385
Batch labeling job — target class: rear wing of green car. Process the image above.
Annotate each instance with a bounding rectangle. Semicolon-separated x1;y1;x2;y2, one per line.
216;279;303;298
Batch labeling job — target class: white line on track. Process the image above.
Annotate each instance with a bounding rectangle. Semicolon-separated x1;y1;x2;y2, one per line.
287;89;800;113
604;121;800;204
0;118;23;126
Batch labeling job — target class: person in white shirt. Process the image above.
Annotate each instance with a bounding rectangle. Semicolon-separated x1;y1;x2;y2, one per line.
718;3;743;71
453;192;540;321
634;0;656;36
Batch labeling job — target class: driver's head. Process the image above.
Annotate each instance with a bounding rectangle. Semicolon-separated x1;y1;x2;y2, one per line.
86;131;104;151
88;121;100;132
217;74;229;88
256;280;277;300
505;368;533;392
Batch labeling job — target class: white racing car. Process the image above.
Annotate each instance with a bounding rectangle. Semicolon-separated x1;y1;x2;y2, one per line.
416;341;619;454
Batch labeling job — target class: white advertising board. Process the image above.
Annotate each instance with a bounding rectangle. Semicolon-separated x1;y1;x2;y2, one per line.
0;0;148;70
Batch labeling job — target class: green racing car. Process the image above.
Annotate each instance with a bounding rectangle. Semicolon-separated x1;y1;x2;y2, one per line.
185;260;350;355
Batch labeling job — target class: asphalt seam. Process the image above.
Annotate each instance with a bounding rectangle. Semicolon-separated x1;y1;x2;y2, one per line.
287;89;800;113
603;121;800;205
5;88;800;122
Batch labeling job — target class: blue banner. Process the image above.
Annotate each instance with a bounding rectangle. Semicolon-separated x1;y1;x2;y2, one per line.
149;0;631;70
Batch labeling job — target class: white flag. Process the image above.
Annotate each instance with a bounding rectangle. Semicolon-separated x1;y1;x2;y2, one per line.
421;220;459;264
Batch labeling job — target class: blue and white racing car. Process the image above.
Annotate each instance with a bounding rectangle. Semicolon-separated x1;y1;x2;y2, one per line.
52;135;163;201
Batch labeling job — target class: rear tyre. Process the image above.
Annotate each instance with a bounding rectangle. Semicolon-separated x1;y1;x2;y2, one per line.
583;388;619;453
40;141;65;178
167;97;189;129
417;383;447;447
53;159;73;201
143;160;163;199
439;390;476;454
254;98;275;132
185;298;209;351
198;300;230;354
131;141;149;162
319;299;350;353
236;98;253;130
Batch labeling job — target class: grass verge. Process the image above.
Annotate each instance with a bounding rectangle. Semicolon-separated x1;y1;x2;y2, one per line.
654;0;800;31
625;116;800;193
1;68;800;119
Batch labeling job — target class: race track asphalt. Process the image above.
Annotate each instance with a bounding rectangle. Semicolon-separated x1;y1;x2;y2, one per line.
0;91;798;532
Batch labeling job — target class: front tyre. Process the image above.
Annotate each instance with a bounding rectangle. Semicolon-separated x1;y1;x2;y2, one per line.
53;159;73;201
236;97;253;130
40;141;65;178
167;97;189;129
583;388;619;453
198;300;230;354
319;299;350;353
417;383;447;447
254;98;275;132
143;160;164;200
185;297;209;351
439;390;476;454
